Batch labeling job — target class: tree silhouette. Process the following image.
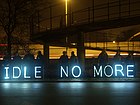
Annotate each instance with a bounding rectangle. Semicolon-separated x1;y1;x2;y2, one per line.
0;0;39;58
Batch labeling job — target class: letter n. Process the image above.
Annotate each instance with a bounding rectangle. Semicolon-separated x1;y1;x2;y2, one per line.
60;66;69;77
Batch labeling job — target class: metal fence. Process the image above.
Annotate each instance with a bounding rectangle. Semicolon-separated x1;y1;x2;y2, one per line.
30;0;140;34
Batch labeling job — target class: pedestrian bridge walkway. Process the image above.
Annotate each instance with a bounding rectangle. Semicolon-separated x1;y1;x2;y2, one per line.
30;0;140;53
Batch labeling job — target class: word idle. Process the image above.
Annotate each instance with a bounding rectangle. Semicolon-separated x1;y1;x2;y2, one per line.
3;66;42;79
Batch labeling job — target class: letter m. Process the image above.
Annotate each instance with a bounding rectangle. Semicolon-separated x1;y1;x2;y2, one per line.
94;66;103;77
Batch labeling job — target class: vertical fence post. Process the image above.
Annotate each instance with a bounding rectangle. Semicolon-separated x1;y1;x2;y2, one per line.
30;15;34;35
72;12;74;25
69;0;72;26
133;41;134;51
108;0;110;21
50;6;52;30
96;36;97;48
117;42;120;51
128;41;130;51
129;0;131;16
37;10;40;32
92;0;94;23
119;0;121;18
106;33;108;49
88;7;90;23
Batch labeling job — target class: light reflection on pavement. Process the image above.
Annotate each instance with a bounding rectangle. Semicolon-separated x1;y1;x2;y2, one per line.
0;82;139;105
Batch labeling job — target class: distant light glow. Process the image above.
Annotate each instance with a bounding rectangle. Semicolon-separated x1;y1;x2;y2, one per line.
0;44;7;46
113;41;116;43
71;43;76;45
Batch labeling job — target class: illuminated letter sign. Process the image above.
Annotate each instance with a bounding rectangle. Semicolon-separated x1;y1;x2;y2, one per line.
60;66;68;77
71;66;81;78
115;64;124;77
4;67;10;79
104;65;113;77
127;65;134;77
13;67;21;79
24;66;31;79
3;66;42;80
93;64;134;78
60;66;81;78
35;66;42;78
94;66;102;77
2;62;134;80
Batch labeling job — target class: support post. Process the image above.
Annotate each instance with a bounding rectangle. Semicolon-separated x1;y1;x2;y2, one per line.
77;32;85;75
43;44;49;78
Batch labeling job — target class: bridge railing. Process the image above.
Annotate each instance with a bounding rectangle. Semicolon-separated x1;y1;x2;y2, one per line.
30;0;140;35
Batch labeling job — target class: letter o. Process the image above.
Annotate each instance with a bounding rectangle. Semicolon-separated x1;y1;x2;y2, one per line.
72;66;81;78
104;65;113;77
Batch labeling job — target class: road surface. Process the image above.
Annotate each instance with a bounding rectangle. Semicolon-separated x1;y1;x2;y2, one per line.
0;82;140;105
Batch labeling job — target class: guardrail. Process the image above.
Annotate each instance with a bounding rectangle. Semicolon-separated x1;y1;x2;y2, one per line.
30;0;140;35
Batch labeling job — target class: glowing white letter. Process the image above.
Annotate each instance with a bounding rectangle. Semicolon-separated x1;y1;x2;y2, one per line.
35;66;42;78
104;65;113;77
60;66;68;77
4;67;9;79
115;64;124;77
13;67;21;79
94;66;102;77
127;65;134;77
24;66;30;78
72;66;81;78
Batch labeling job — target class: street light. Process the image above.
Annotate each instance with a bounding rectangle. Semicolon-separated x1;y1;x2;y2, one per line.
65;0;68;26
65;0;68;51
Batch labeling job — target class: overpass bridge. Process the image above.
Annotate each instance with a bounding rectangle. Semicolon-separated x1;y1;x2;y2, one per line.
30;0;140;69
